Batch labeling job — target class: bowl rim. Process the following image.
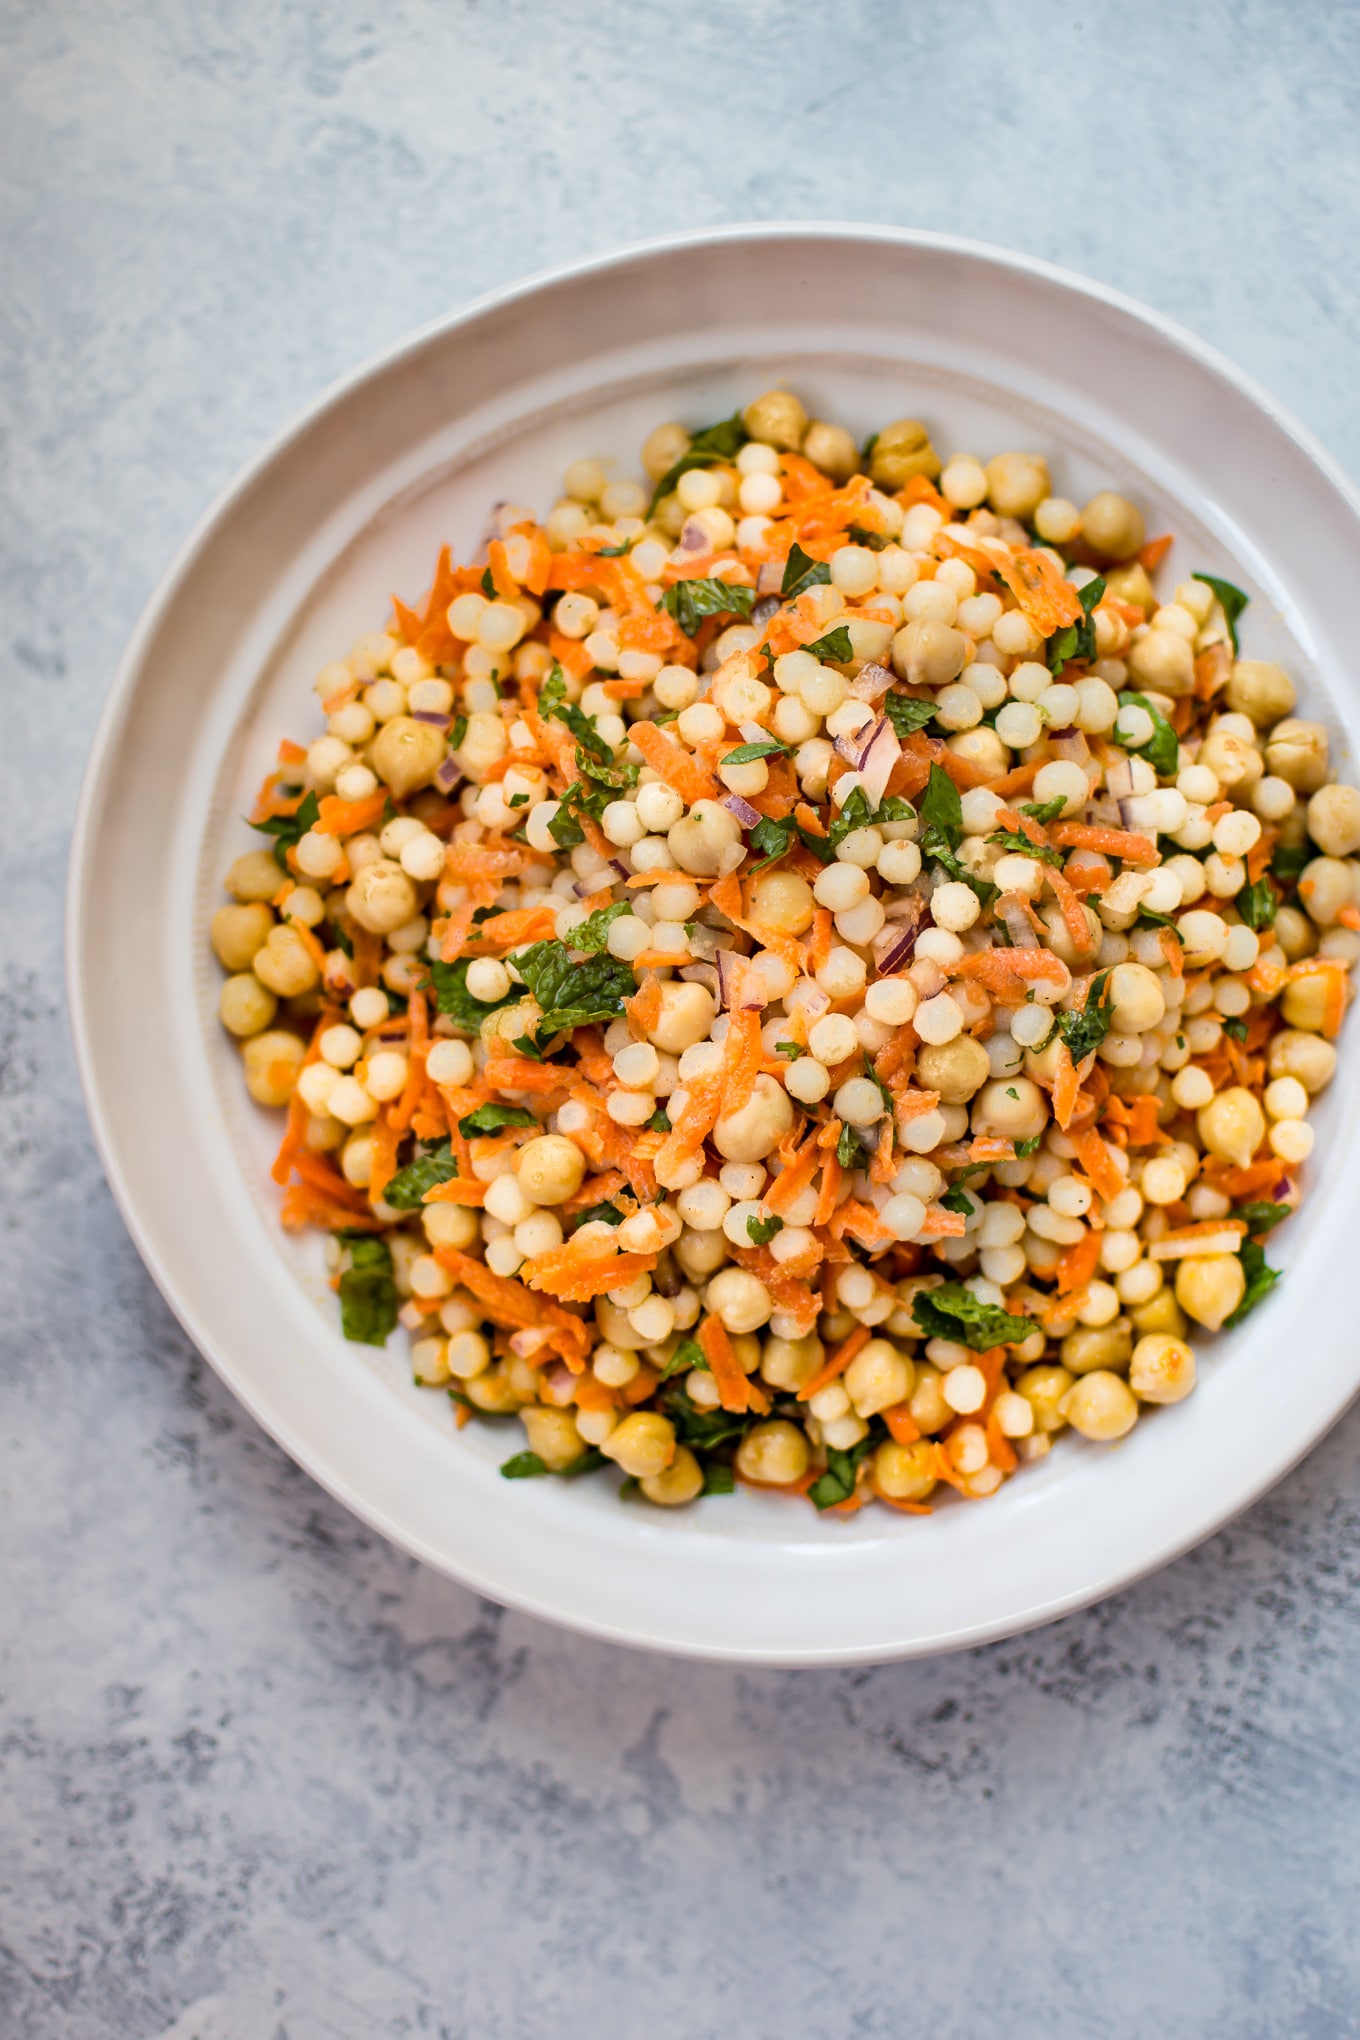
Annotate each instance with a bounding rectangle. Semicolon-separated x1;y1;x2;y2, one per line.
66;221;1360;1662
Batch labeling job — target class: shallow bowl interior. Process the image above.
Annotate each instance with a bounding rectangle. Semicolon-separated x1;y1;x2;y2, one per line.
68;226;1360;1663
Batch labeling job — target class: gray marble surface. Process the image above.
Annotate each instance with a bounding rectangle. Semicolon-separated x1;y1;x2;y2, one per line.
5;3;1360;2034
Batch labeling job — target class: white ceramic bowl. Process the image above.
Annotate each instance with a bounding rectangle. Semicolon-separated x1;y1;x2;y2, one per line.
68;225;1360;1664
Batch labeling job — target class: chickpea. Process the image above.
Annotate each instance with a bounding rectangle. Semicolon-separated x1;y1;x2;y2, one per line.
227;848;288;902
1298;855;1355;931
908;1361;951;1433
915;1035;991;1104
1127;629;1194;698
1129;1332;1197;1404
1268;1027;1337;1093
463;1365;528;1414
1060;1322;1132;1376
713;1075;794;1163
641;1445;705;1506
736;1418;810;1486
1102;562;1156;614
1107;961;1165;1034
211;901;275;971
241;1028;306;1107
641;421;690;483
802;418;859;481
219;972;277;1037
749;869;816;935
742;388;808;451
869;418;941;490
520;1405;587;1471
1129;1289;1189;1340
705;1265;773;1334
1062;1370;1138;1441
1174;1254;1246;1332
972;1076;1049;1143
1307;783;1360;858
516;1134;586;1206
458;709;509;782
345;858;418;938
1016;1363;1075;1433
872;1438;938;1502
1282;970;1335;1033
1080;491;1145;562
668;798;742;877
599;1411;676;1480
844;1338;914;1419
1265;718;1329;793
369;714;447;799
985;451;1050;520
891;618;968;688
1226;659;1296;730
648;981;716;1056
1197;1086;1265;1169
253;923;321;998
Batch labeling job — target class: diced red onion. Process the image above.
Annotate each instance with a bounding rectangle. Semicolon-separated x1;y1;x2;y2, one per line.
722;792;762;828
833;728;867;766
434;757;464;793
680;961;721;995
757;562;784;596
1119;796;1158;831
849;661;894;702
572;876;597;899
752;595;780;627
998;899;1040;949
857;715;901;808
715;950;740;1010
1050;726;1090;765
609;857;631;882
874;899;931;974
412;709;451;728
679;518;709;553
1105;754;1136;800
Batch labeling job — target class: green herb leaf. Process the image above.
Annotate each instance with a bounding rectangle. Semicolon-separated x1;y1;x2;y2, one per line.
646;1106;672;1133
883;692;938;738
1117;690;1180;778
428;955;521;1034
836;1121;877;1171
572;1200;626;1230
938;1185;975;1217
647;412;749;512
1224;1236;1280;1328
336;1236;398;1347
659;1337;707;1381
500;1450;548;1478
702;1461;737;1495
826;784;916;858
382;1141;460;1208
809;1433;876;1510
571;900;631;952
1021;797;1068;824
804;624;854;663
1014;1134;1043;1157
1192;573;1250;654
450;714;469;751
539;664;612;763
597;537;635;557
662;577;756;638
847;525;893;551
1270;840;1312;885
513;940;636;1039
458;1103;539;1138
1056;970;1113;1063
480;566;496;598
1046;575;1105;675
250;787;320;872
1235;877;1278;931
1222;1016;1249;1043
781;541;831;601
1136;909;1183;939
746;1213;784;1246
658;1381;762;1453
911;1282;1036;1351
988;825;1063;867
919;763;963;850
776;1041;806;1060
1235;1200;1291;1236
723;738;790;765
746;814;795;871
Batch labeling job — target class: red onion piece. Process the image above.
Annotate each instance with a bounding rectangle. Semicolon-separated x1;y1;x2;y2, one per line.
722;792;763;829
1049;726;1091;766
849;661;894;703
572;876;597;899
412;709;451;728
752;594;780;626
857;715;902;808
998;898;1040;949
678;519;709;553
715;950;739;1010
1105;754;1136;800
1119;796;1158;831
609;857;631;882
873;898;930;973
833;727;867;766
434;757;464;793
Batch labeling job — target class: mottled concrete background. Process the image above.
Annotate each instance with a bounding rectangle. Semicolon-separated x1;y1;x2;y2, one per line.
5;3;1360;2035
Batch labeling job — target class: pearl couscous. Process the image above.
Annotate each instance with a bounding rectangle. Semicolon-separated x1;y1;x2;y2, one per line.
214;393;1356;1515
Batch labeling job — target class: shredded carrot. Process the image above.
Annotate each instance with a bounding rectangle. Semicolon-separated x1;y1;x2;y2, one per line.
1046;863;1097;955
997;548;1083;635
798;1323;870;1402
698;1313;759;1414
629;719;720;805
1049;821;1157;863
882;1403;922;1446
765;1128;822;1214
1071;1127;1124;1203
522;1246;658;1301
1055;1225;1102;1296
1138;533;1175;571
317;789;388;838
813;1149;843;1229
1051;1040;1081;1131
